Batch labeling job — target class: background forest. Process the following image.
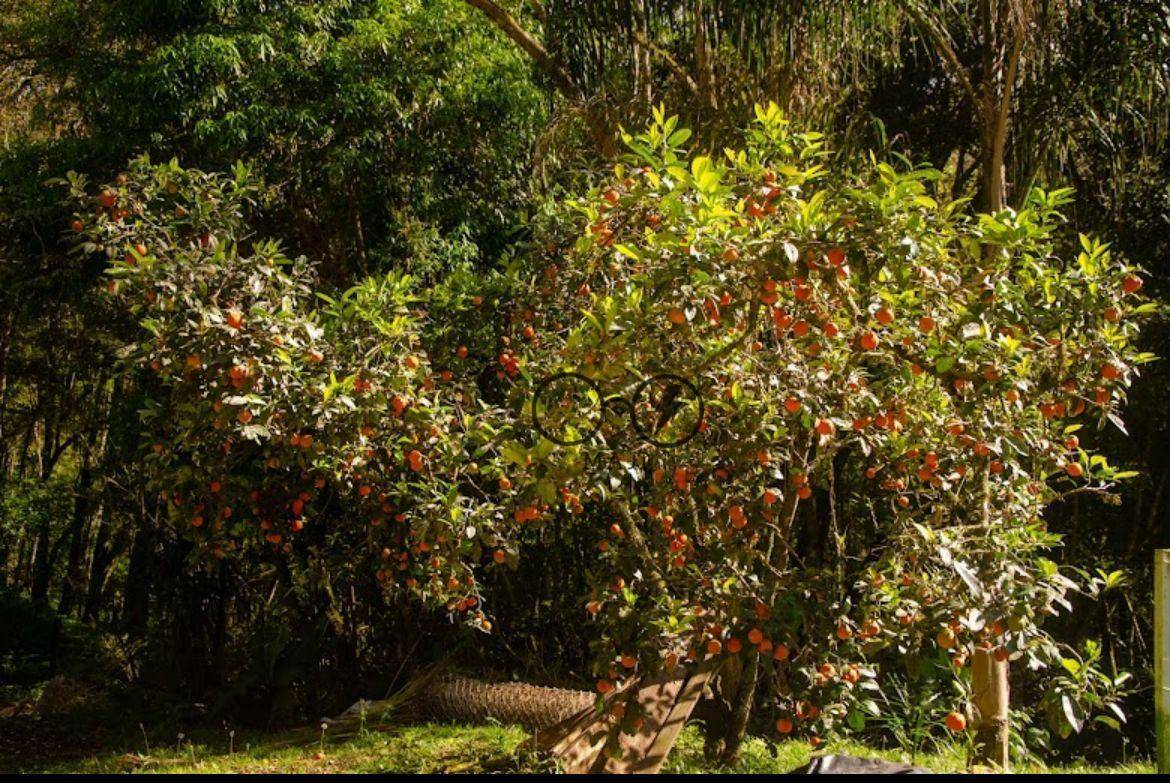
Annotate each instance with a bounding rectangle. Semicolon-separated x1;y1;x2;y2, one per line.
1;0;1167;770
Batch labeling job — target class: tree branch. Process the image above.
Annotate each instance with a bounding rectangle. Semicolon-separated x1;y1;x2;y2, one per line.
461;0;579;100
614;501;669;594
630;30;702;101
993;23;1025;165
899;0;979;110
525;0;547;24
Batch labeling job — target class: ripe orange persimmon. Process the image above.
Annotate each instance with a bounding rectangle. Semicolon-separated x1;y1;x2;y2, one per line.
945;711;967;732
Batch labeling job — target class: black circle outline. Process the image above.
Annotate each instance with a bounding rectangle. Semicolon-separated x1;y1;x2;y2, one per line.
531;372;705;448
531;372;605;446
629;373;705;448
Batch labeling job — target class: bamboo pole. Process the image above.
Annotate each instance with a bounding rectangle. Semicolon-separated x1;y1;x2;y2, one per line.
1156;549;1170;772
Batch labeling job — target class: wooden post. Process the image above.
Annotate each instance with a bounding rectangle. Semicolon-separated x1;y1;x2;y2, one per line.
971;647;1010;769
1156;550;1170;773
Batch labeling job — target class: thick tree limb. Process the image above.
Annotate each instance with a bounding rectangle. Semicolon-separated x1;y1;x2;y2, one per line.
461;0;580;100
525;0;547;24
614;501;669;594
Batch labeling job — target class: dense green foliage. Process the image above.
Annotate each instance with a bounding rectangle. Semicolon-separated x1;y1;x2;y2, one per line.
1;0;1167;771
2;0;546;275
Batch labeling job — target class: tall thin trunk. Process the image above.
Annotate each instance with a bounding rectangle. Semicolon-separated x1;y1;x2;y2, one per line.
0;309;13;478
969;5;1022;762
82;497;118;623
971;464;1010;768
56;450;94;616
57;389;108;617
633;0;653;107
0;538;9;590
693;0;718;119
122;493;158;635
349;187;369;276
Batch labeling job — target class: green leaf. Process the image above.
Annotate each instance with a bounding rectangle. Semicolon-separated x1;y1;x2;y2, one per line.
846;709;866;731
501;441;528;467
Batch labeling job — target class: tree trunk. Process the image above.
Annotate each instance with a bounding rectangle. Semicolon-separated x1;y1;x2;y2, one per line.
0;536;8;590
633;0;653;107
718;652;760;765
30;513;52;605
969;7;1019;760
972;647;1010;769
692;0;718;118
0;309;12;479
55;449;94;617
703;444;810;764
82;498;120;623
58;384;108;617
122;494;158;635
419;675;595;730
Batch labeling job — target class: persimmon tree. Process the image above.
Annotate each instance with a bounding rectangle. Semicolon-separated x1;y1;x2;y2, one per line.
500;105;1152;762
66;157;508;629
66;127;1150;766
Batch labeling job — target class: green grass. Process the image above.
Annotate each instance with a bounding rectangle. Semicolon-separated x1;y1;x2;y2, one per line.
13;721;1155;774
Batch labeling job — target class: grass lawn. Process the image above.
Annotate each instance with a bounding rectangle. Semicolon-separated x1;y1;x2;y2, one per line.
11;720;1154;774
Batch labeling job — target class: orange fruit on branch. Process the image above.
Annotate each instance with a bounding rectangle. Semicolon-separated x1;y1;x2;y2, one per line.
945;711;967;732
